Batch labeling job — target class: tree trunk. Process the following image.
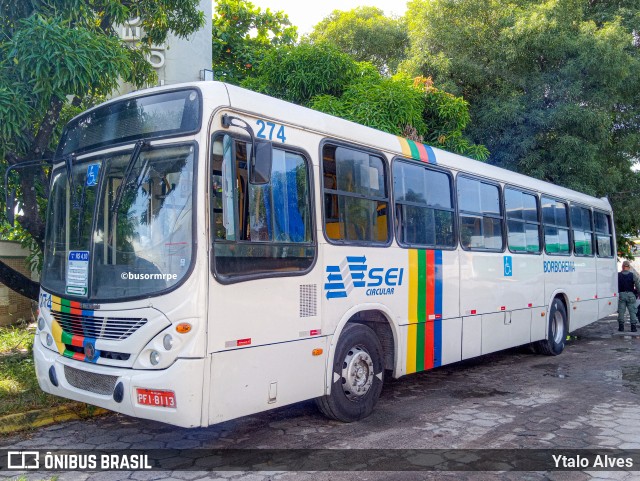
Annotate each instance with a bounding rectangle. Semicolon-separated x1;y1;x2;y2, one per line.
0;259;39;301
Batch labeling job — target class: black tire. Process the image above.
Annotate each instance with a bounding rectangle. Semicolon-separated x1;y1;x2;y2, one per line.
315;323;384;422
534;298;567;356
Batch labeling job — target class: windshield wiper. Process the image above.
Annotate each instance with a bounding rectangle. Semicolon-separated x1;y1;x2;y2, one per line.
110;140;146;215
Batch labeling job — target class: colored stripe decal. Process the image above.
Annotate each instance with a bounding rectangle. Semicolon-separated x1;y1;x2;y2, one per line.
397;137;438;164
406;249;444;374
49;295;98;363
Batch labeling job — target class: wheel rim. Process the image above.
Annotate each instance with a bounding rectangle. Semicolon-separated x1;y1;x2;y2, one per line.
551;308;564;344
341;345;374;401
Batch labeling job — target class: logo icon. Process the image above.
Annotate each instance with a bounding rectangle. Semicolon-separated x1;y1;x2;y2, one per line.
84;343;96;361
7;451;40;469
86;163;100;187
325;256;367;299
504;256;513;277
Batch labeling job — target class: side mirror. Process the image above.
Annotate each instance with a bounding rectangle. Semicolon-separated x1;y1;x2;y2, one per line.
250;140;272;185
5;189;15;226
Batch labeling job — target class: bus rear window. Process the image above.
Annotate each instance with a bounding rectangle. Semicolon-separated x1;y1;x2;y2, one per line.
57;89;201;156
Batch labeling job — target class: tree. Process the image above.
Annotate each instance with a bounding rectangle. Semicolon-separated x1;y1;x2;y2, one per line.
308;7;409;75
404;0;640;246
0;0;204;300
212;0;297;84
243;43;488;160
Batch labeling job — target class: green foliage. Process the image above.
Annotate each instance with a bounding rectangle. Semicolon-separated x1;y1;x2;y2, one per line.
404;0;640;238
212;0;297;84
243;43;488;160
308;7;409;74
242;42;358;105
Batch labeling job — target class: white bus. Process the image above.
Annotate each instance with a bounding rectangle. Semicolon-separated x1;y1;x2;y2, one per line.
31;82;617;427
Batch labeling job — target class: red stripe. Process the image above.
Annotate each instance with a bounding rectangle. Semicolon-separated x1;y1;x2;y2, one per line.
72;352;85;361
415;143;429;162
424;321;434;370
70;301;81;309
70;308;82;315
70;335;84;348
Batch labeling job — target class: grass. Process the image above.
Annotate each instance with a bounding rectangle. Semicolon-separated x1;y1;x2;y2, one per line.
0;322;67;417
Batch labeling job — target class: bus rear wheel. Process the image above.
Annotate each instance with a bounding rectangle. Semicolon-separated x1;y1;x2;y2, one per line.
535;298;567;356
316;323;384;422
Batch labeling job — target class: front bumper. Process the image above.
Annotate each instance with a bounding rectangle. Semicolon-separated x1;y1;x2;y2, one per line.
34;337;205;428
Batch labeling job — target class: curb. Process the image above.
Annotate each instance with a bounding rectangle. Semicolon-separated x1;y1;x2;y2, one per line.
0;403;109;435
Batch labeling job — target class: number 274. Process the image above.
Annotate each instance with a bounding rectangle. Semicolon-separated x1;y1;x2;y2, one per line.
256;120;286;143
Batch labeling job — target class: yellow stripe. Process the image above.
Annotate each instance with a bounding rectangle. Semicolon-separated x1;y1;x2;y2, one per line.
406;323;417;375
50;320;66;355
406;249;419;374
398;136;412;157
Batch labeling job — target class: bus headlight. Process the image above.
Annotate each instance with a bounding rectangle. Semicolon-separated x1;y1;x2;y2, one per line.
46;333;53;347
163;334;173;351
38;317;45;331
150;350;160;365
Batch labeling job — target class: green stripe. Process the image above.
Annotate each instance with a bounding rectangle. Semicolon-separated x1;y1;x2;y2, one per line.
60;298;71;307
407;139;421;160
61;330;73;345
63;350;74;359
416;322;425;372
61;304;70;314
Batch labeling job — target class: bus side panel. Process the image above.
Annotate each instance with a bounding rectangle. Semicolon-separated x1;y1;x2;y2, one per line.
208;337;328;425
597;257;617;319
566;256;597;330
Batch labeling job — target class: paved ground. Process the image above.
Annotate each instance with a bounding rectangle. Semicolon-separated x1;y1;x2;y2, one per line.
2;315;640;481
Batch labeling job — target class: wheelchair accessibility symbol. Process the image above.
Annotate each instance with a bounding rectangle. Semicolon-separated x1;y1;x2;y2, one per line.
504;256;513;277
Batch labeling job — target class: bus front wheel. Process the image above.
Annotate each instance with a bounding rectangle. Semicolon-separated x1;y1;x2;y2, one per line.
535;298;567;356
316;323;384;423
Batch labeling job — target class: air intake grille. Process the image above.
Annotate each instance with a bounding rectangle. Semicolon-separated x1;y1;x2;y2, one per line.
52;310;147;340
64;365;118;395
299;284;317;317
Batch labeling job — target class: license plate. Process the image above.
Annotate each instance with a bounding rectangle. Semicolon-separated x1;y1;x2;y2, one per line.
136;388;176;408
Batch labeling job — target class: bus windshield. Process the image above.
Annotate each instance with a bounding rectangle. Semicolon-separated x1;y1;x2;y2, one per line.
41;143;195;301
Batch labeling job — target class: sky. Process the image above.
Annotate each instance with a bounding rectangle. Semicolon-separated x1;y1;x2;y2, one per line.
245;0;408;35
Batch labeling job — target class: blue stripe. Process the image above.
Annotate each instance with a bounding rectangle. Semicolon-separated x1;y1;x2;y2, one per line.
353;281;366;288
434;250;443;367
433;320;442;367
326;266;340;272
327;273;342;282
324;282;345;290
424;145;437;165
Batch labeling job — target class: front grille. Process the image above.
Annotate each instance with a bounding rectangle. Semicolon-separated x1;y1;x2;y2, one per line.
64;365;118;395
52;310;147;340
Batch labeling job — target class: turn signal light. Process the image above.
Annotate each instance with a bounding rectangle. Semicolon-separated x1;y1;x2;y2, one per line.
176;323;192;334
312;348;323;356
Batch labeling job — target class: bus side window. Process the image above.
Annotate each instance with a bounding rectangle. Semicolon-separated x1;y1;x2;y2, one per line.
542;197;570;255
457;176;503;251
322;144;389;244
505;188;541;254
594;211;614;258
393;160;455;249
571;205;594;256
210;134;315;279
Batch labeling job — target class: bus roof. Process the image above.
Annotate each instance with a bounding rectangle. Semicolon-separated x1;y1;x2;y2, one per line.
84;81;613;212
